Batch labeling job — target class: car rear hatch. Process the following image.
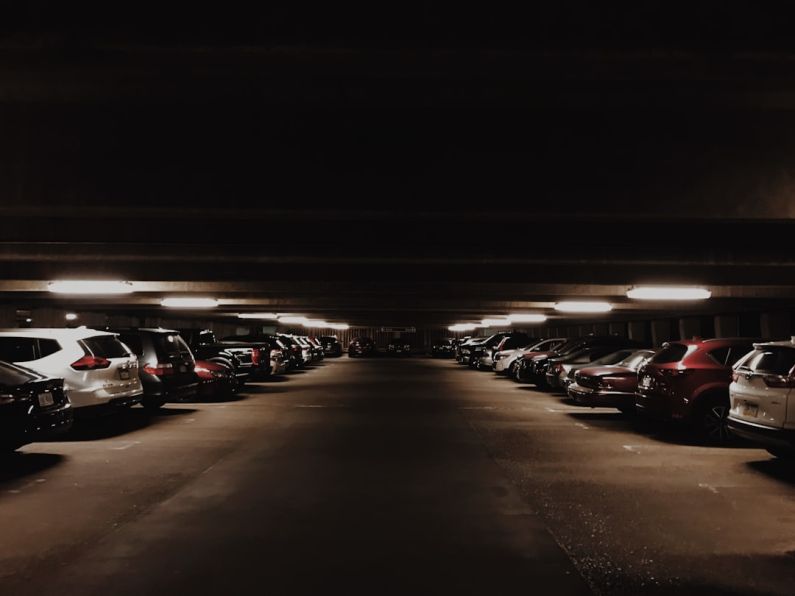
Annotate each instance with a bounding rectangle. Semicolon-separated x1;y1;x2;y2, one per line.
149;332;196;393
731;345;795;429
75;335;141;395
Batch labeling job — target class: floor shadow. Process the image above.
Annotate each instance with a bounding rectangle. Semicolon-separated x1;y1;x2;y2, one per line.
182;392;247;404
241;384;290;394
55;406;197;442
747;458;795;485
0;452;66;485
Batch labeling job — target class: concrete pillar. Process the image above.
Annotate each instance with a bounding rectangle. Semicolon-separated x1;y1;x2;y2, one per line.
608;322;627;337
713;314;739;338
628;321;648;344
678;317;702;341
651;320;673;347
592;323;609;335
760;311;791;340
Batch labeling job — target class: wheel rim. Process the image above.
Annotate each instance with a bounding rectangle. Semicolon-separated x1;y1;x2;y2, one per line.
703;404;730;442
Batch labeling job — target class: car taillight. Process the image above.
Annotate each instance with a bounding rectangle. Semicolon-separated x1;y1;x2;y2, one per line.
70;356;111;371
251;349;261;365
144;362;174;376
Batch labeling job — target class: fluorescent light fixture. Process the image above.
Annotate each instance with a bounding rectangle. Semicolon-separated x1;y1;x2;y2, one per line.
302;319;328;327
237;312;279;320
65;313;78;321
627;286;711;300
507;313;548;323
161;297;219;308
449;323;477;332
328;323;350;330
482;318;512;327
554;301;613;313
278;316;308;325
48;280;133;294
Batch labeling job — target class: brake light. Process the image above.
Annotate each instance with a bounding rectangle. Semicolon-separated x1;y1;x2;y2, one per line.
70;356;111;371
144;362;174;376
251;348;261;366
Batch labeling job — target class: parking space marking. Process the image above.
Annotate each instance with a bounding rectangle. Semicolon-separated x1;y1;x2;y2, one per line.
574;422;590;430
623;445;642;454
111;441;141;451
7;478;47;495
460;406;496;410
699;483;720;494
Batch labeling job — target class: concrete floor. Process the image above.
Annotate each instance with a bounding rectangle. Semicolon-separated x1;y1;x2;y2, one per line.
1;358;794;595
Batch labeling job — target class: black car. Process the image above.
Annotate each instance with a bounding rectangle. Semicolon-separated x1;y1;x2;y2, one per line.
112;328;198;409
0;360;72;451
386;338;412;356
319;335;343;357
177;328;248;387
275;334;306;370
431;338;455;358
218;333;282;379
519;335;643;388
349;337;376;357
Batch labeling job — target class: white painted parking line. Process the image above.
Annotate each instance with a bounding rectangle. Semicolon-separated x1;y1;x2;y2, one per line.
623;445;642;454
574;422;590;430
111;441;141;451
460;406;496;410
699;483;720;494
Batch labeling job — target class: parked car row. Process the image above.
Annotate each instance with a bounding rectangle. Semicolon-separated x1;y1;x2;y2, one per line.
0;327;333;451
443;332;795;460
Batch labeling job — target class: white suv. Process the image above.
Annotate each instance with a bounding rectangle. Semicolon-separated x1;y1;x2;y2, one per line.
728;339;795;459
0;328;143;411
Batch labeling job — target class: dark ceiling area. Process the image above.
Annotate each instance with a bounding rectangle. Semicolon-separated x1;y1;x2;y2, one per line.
2;3;795;327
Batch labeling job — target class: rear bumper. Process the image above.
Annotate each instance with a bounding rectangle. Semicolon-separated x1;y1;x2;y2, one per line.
0;404;73;446
728;417;795;450
634;390;676;420
569;384;635;408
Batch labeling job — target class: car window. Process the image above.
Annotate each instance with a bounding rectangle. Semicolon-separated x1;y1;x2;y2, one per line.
154;333;191;358
0;338;37;361
0;360;38;385
737;347;795;376
707;347;731;366
83;336;131;358
651;343;688;364
727;345;754;367
118;334;145;356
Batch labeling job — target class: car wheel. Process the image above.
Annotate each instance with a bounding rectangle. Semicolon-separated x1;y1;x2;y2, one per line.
142;396;165;410
698;396;732;444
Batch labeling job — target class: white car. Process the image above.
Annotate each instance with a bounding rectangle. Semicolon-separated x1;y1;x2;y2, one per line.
0;328;143;411
728;339;795;459
493;338;567;374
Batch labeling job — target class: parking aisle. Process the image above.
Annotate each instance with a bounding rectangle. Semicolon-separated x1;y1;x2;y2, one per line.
0;358;589;596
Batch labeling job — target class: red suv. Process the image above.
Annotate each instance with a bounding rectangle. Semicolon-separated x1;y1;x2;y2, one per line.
635;338;759;443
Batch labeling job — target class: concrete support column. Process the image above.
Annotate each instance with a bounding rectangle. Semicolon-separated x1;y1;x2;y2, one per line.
651;320;673;347
760;311;791;340
713;314;739;338
628;321;648;344
608;322;627;337
678;317;702;341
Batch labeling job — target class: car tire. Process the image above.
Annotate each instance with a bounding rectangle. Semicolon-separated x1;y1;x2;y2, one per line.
766;447;795;460
696;394;733;445
142;396;166;411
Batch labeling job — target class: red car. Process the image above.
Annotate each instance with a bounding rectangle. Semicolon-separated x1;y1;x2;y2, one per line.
348;337;376;357
194;359;236;400
635;338;759;442
568;349;655;413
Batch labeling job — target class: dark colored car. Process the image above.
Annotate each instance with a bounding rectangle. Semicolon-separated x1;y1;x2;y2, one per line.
112;328;198;409
517;335;642;388
319;335;343;357
386;338;412;356
0;360;72;451
306;337;326;361
220;333;288;378
349;337;376;357
431;338;455;358
178;328;251;386
276;334;306;369
568;349;656;413
194;359;236;400
457;337;487;365
494;338;567;376
545;348;640;391
635;337;760;443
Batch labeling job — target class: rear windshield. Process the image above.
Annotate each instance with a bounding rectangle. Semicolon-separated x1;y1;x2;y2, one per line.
617;351;654;370
154;333;192;358
736;347;795;376
0;361;38;385
0;337;61;362
83;336;131;359
651;343;689;364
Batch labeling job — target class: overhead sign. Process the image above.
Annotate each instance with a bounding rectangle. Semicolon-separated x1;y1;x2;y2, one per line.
380;327;416;333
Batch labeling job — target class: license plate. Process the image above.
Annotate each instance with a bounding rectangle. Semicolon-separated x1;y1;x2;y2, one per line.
119;369;130;380
37;392;55;407
640;376;651;388
741;402;759;417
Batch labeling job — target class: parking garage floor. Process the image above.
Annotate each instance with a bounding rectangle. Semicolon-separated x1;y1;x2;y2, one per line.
1;358;794;595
